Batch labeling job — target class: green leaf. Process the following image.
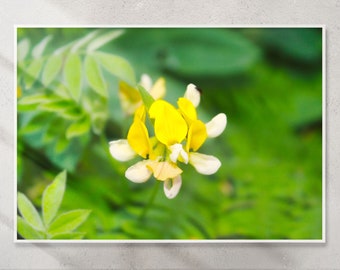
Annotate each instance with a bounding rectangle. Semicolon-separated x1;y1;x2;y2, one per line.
162;29;260;76
70;29;101;52
55;83;73;100
51;232;86;239
17;38;30;62
18;113;51;135
42;171;67;226
42;54;63;86
17;103;38;112
59;106;84;120
81;93;108;134
38;100;71;113
54;41;74;55
64;53;82;101
48;210;91;235
18;93;50;106
54;136;69;154
85;55;107;97
17;192;44;231
66;115;91;139
46;135;90;172
17;216;45;240
32;35;52;58
91;113;107;135
41;117;64;143
108;28;260;77
87;29;124;52
24;58;44;89
95;51;136;86
137;85;154;110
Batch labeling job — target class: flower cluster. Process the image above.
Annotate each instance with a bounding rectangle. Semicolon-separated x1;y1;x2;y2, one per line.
109;76;227;199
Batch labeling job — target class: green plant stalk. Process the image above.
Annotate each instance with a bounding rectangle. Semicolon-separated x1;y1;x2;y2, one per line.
100;131;160;220
139;180;160;220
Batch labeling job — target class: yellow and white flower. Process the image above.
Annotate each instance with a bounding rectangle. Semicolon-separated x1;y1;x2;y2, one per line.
109;81;227;199
109;114;183;198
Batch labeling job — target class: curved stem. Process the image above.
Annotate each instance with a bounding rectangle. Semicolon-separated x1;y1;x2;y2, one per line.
139;180;160;220
100;133;160;221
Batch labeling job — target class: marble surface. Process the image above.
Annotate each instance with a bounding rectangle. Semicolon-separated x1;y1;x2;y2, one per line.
1;0;339;269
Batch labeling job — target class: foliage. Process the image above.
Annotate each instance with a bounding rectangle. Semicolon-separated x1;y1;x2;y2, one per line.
17;28;322;240
17;29;135;171
17;171;91;239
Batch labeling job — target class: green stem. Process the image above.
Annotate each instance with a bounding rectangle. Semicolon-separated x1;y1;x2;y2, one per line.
100;133;108;150
100;133;160;220
139;180;160;220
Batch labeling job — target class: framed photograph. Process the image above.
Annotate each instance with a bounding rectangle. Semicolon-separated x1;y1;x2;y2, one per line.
16;27;324;242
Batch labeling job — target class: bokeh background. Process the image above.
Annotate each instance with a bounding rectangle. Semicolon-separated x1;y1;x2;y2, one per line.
17;28;323;240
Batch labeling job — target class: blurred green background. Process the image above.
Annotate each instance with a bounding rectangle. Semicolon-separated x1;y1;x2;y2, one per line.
17;28;323;240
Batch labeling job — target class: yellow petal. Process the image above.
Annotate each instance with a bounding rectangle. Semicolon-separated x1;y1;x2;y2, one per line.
147;161;182;181
134;105;146;122
177;97;197;125
149;99;172;119
152;101;188;146
118;81;141;115
149;77;166;100
127;118;151;158
186;120;207;152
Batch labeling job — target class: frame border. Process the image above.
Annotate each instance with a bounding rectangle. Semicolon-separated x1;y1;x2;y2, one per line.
14;25;326;244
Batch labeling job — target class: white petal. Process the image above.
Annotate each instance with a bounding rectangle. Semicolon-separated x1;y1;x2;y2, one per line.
184;84;200;107
206;113;227;138
163;175;182;199
189;152;221;175
125;160;152;183
109;140;136;161
140;74;152;91
169;143;189;164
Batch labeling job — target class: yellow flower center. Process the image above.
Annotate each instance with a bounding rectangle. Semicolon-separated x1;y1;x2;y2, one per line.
147;161;183;181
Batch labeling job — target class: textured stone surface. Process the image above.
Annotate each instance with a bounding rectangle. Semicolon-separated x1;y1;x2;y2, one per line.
1;0;339;268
